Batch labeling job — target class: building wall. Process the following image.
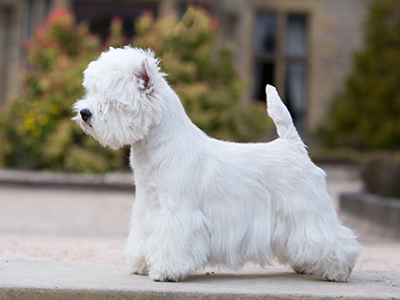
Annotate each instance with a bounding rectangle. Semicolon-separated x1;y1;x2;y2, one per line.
0;0;371;131
309;0;370;129
0;1;24;106
172;0;371;130
230;0;371;129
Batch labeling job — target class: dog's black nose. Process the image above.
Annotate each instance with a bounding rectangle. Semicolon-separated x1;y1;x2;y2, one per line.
80;109;92;122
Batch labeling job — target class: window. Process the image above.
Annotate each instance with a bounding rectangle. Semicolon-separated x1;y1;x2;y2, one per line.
44;0;52;17
73;1;158;41
285;14;308;128
25;0;35;39
25;0;54;39
253;12;309;127
253;13;277;102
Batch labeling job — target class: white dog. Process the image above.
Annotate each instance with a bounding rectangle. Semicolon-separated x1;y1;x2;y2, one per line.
73;46;361;282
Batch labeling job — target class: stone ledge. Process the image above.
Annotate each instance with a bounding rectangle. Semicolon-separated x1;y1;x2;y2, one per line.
340;192;400;238
1;260;399;300
0;169;134;192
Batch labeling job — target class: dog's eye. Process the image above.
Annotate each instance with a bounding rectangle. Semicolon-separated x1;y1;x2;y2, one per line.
97;102;110;118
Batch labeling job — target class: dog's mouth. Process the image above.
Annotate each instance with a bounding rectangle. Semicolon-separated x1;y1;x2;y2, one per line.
83;120;93;129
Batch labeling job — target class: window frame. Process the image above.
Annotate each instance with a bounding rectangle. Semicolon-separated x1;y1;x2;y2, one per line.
252;10;310;128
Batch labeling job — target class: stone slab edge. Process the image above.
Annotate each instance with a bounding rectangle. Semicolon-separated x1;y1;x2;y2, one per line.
0;169;135;192
340;192;400;238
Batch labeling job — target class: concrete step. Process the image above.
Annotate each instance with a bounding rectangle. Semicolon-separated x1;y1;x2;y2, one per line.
1;260;399;300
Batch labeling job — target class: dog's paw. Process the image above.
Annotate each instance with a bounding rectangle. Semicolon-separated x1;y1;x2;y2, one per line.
325;274;348;282
149;270;185;282
131;266;148;276
133;270;148;276
292;266;312;275
128;258;149;276
153;277;179;282
324;267;353;282
293;266;305;274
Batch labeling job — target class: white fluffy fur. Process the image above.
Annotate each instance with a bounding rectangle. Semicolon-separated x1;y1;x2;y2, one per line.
73;46;362;282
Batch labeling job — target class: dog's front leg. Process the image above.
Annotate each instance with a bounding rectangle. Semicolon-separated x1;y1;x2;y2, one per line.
124;193;151;276
145;200;210;282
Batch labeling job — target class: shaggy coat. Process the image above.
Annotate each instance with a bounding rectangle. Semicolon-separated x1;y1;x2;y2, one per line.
73;46;362;282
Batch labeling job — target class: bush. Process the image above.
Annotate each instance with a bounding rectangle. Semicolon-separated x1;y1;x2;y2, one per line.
317;0;400;150
0;8;127;172
133;8;270;141
0;7;270;173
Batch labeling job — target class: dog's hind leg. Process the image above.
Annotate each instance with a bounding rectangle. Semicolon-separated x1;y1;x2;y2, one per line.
273;189;361;281
268;158;361;282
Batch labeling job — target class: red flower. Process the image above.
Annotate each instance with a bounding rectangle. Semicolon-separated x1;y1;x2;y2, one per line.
44;7;74;27
210;16;219;30
23;38;33;50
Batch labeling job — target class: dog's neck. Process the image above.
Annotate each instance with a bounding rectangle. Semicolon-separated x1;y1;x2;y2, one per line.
130;82;208;172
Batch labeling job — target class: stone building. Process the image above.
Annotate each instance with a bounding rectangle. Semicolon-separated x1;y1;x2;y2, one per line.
0;0;371;131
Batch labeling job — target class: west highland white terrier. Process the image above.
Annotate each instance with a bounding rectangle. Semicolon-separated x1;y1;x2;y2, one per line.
73;46;362;282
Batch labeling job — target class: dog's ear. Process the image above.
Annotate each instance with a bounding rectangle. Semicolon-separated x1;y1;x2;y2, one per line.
137;58;155;95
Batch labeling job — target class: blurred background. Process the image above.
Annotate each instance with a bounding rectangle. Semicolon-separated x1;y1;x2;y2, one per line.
0;0;399;271
1;0;400;172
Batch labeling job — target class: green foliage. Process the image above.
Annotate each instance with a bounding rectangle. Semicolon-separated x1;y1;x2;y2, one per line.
0;7;269;173
0;8;126;172
317;0;400;150
134;8;270;141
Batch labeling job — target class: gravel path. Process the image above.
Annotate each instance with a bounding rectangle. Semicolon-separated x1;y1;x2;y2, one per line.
1;164;399;271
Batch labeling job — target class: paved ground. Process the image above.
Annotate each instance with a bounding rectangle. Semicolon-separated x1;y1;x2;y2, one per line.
0;164;400;272
2;261;400;300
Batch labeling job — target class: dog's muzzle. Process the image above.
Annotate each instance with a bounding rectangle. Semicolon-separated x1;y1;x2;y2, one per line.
80;109;92;123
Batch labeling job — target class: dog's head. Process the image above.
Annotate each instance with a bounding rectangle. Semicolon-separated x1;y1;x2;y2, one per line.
73;46;165;149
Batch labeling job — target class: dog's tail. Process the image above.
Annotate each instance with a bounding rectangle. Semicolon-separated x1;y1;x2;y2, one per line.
266;84;301;141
